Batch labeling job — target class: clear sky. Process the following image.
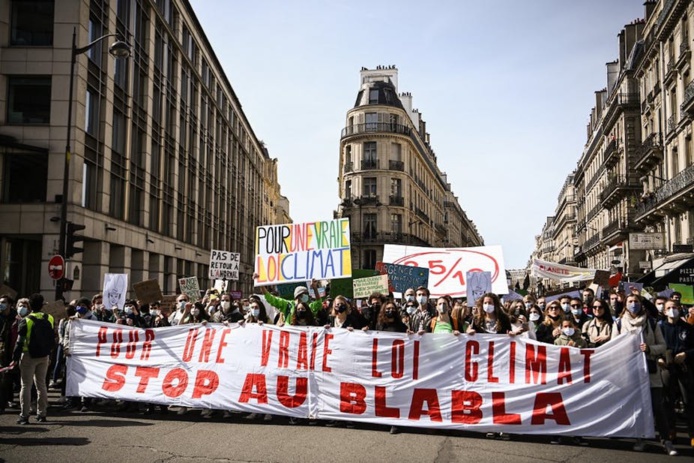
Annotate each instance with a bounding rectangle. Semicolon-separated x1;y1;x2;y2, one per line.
188;0;646;269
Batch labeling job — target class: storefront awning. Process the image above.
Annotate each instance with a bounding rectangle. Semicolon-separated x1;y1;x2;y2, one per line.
644;254;694;289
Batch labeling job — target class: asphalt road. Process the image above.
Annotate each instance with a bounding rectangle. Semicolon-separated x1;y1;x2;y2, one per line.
0;392;691;463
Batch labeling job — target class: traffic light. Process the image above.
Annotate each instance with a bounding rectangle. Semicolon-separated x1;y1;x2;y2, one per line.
66;222;85;258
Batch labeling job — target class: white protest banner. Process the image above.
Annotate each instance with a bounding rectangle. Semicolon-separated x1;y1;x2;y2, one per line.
67;320;653;437
531;259;596;283
103;273;128;311
352;275;389;298
209;250;240;280
254;219;351;286
382;245;507;298
178;276;200;302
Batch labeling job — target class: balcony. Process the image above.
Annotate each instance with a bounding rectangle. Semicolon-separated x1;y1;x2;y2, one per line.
677;39;691;70
388;160;404;171
343;162;353;173
602;219;631;243
341;122;412;138
584;233;602;253
635;164;694;224
603;93;639;129
353;195;381;207
389;195;404;207
603;139;618;167
586;203;602;222
361;159;379;170
682;80;694;117
435;223;447;235
634;133;664;172
599;175;641;208
415;207;429;223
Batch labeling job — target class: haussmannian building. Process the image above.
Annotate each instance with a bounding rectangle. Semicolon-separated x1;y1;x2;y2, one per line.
0;0;290;298
337;66;483;269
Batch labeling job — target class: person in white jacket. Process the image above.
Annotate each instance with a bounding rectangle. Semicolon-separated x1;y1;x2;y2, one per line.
611;293;676;456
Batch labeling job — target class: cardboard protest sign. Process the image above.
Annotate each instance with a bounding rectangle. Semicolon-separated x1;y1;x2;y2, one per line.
178;277;200;302
466;271;492;306
43;300;66;321
214;279;228;293
352;275;389;299
132;279;163;305
375;262;429;293
328;269;379;299
309;287;326;299
382;244;507;297
103;273;128;311
592;270;611;288
254;219;351;286
159;295;177;312
209;250;240;280
0;284;17;301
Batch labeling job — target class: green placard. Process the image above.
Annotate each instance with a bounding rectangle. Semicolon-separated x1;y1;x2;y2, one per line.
328;269;379;299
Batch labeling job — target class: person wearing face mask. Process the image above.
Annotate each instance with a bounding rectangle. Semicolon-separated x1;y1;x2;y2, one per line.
467;293;512;336
376;302;408;333
568;297;590;330
213;294;240;323
554;318;587;348
241;298;270;325
522;295;535;313
526;307;542;340
536;297;546;311
407;286;436;334
558;295;572;316
611;294;674;456
328;296;363;330
581;288;595;316
181;302;209;325
658;300;694;448
430;296;462;334
169;294;190;325
356;293;385;330
582;299;614;347
0;295;18;414
536;302;565;345
260;279;325;326
608;290;624;317
651;296;668;321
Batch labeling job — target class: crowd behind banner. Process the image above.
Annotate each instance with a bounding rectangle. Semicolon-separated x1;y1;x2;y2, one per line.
0;281;692;456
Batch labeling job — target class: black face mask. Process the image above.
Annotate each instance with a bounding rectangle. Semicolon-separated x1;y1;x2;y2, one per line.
336;304;347;313
371;304;381;311
385;310;395;318
296;310;307;319
549;314;561;321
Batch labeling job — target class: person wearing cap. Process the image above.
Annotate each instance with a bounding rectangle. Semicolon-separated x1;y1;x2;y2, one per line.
259;279;324;325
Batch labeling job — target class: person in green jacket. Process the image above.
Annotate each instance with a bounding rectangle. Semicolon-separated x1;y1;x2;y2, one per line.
260;279;324;325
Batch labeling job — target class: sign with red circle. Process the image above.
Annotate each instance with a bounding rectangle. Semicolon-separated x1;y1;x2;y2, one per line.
48;255;65;280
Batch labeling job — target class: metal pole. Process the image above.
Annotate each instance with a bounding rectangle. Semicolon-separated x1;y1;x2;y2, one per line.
56;28;77;302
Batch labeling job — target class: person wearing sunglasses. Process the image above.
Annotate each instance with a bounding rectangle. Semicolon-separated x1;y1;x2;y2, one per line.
536;302;565;345
582;299;614;347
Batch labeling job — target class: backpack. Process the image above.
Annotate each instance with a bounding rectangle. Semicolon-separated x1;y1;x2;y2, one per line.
28;313;55;358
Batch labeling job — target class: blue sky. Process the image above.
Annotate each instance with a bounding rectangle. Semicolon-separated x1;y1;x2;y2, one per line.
189;0;646;269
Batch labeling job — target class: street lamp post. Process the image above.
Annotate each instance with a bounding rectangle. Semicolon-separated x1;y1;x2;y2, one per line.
55;28;130;301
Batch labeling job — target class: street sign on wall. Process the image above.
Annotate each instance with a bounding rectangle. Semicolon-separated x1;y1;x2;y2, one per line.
628;233;664;250
48;255;65;280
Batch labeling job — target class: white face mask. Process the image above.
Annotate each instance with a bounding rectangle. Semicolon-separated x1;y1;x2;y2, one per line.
627;302;640;313
251;308;260;318
18;306;29;318
178;301;186;310
571;308;581;316
405;295;414;302
524;302;532;309
417;295;427;305
538;303;545;309
562;328;575;337
124;306;133;315
150;309;160;317
665;308;679;319
483;303;495;314
561;303;570;313
406;305;416;315
437;304;447;314
529;312;541;322
221;301;231;310
192;309;200;317
656;303;664;313
300;295;309;303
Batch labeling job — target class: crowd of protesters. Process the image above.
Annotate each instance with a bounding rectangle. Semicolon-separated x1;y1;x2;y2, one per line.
0;283;693;455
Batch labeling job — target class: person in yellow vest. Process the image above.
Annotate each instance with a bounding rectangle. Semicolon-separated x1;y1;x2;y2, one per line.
11;293;55;425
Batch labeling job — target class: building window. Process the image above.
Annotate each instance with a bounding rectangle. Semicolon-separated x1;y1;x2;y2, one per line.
85;88;99;135
345;145;352;164
365;112;378;130
363;142;377;168
391;178;402;197
391;142;402;161
345;180;352;199
10;0;54;46
363;249;377;269
363;177;377;197
391;214;402;234
369;89;379;104
2;152;48;203
7;76;51;124
364;213;377;239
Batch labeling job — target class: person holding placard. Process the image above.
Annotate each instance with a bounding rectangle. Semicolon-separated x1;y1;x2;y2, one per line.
258;277;324;325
